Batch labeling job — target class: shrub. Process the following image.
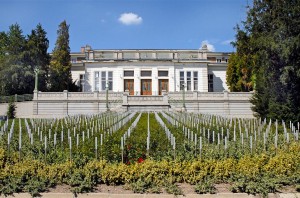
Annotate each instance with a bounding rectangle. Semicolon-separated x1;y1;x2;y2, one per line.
6;99;16;119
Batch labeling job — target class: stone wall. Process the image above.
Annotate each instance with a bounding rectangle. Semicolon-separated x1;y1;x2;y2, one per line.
33;90;123;116
0;102;33;118
168;91;254;118
32;90;254;118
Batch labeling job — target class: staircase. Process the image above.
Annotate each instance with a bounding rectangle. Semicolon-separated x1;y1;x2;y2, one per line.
122;95;170;111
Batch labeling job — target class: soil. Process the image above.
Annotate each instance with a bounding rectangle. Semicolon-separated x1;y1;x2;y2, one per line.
46;183;242;194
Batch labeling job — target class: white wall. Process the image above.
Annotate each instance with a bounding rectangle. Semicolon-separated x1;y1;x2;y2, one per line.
71;70;85;87
0;102;33;118
174;63;208;92
84;62;174;95
208;65;229;92
83;61;228;94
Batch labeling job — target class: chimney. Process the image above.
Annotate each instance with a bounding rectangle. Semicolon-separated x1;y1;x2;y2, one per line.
80;47;85;53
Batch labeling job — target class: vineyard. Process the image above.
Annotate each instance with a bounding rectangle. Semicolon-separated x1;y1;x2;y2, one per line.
0;111;300;197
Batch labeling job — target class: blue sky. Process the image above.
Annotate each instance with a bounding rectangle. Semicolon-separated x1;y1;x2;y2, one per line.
0;0;249;53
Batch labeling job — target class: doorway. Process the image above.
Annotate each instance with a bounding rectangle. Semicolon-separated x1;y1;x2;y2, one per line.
141;79;152;95
124;79;134;95
158;79;169;95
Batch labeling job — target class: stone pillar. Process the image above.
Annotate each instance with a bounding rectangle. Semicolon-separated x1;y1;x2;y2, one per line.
94;91;99;113
223;90;229;116
123;90;129;105
93;91;98;99
63;90;68;115
33;90;38;100
193;91;198;100
162;90;168;104
152;52;157;59
201;66;208;92
113;52;118;59
33;90;38;115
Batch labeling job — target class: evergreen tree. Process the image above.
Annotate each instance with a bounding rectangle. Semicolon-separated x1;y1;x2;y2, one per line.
25;24;50;91
49;20;76;91
226;27;257;92
0;24;31;95
0;23;51;95
232;0;300;122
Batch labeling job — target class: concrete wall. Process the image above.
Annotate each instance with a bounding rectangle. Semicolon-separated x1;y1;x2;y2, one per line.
168;91;254;118
1;91;253;118
33;90;123;116
34;91;253;117
208;65;229;92
0;101;33;118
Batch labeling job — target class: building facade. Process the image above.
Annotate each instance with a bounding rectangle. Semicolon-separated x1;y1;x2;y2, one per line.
70;45;230;95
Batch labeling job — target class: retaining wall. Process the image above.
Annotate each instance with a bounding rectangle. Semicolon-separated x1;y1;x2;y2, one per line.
31;90;254;118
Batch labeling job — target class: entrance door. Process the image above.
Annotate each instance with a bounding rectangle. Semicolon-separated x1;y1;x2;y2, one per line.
158;79;169;95
141;79;152;95
124;79;134;95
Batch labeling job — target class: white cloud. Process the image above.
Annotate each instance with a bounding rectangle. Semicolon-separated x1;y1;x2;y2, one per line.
221;39;234;45
118;12;143;25
201;40;215;52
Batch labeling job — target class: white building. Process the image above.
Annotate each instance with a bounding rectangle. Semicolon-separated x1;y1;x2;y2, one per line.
71;45;230;95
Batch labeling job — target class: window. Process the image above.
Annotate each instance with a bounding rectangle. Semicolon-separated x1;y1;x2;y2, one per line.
187;72;191;91
101;71;106;91
141;71;152;77
124;70;134;77
216;59;222;63
108;71;113;90
95;72;99;91
100;71;113;91
193;71;198;91
180;71;184;90
180;71;199;91
158;71;168;77
208;74;214;92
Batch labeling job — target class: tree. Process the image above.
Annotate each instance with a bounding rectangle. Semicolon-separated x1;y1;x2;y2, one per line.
25;24;50;91
232;0;300;122
0;23;52;95
0;24;31;95
226;27;257;92
49;20;77;91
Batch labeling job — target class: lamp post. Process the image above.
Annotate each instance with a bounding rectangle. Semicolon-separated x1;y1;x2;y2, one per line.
34;67;40;91
181;83;186;112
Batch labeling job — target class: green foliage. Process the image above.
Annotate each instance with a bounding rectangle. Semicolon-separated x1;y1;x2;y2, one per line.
130;178;153;193
230;175;277;198
0;176;23;196
226;28;257;92
23;176;46;197
6;99;16;119
231;0;300;122
0;23;50;95
0;113;299;197
296;184;300;192
195;179;216;194
49;20;77;92
165;183;183;195
24;24;50;92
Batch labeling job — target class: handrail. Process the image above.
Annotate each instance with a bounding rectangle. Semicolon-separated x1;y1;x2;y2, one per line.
0;94;33;103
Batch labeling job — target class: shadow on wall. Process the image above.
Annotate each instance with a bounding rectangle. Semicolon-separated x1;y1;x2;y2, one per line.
84;72;92;92
213;75;226;92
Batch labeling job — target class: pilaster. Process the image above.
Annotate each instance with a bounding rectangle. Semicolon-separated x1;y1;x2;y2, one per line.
63;90;68;115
